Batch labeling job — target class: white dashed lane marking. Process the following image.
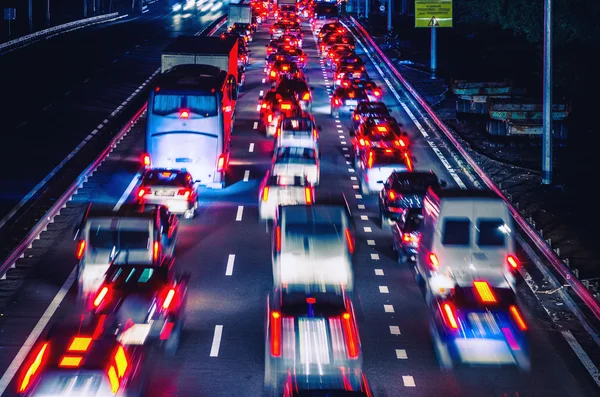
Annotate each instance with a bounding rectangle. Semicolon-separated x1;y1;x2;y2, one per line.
403;376;416;387
363;226;372;233
379;286;389;293
360;215;368;220
249;143;255;152
396;349;408;359
375;269;384;276
358;204;366;209
390;325;401;334
367;239;375;245
384;305;395;313
243;170;250;182
371;253;380;260
236;206;244;221
225;254;235;276
209;325;223;357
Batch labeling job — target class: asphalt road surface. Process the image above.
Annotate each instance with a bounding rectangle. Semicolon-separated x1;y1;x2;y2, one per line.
0;15;598;397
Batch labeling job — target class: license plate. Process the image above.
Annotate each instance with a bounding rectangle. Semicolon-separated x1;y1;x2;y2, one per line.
118;323;152;345
345;100;358;106
156;190;175;196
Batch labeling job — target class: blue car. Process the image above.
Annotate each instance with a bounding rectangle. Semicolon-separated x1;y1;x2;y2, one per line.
429;282;530;370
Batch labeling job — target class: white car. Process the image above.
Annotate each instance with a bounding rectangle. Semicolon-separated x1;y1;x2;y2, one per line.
258;172;314;220
271;146;320;186
274;116;319;155
357;148;411;195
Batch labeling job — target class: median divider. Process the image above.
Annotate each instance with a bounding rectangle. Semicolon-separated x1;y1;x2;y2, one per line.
0;12;120;54
346;17;600;324
0;14;229;280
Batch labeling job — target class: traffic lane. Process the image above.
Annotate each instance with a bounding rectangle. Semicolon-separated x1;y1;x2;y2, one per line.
0;126;144;395
0;9;223;219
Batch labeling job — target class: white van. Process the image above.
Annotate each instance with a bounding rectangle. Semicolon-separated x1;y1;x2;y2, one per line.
416;188;519;298
272;204;354;291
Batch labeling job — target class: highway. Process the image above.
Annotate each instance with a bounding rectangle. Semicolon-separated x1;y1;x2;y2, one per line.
0;12;599;397
0;2;225;219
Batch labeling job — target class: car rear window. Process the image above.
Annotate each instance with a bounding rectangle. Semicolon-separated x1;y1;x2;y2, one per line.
477;218;507;247
282;118;313;131
442;218;471;246
392;173;438;192
280;292;346;317
369;150;406;165
143;170;190;187
276;147;316;160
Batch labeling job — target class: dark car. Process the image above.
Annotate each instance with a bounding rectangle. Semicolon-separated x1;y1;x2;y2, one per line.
351;101;391;130
277;77;312;112
392;207;424;263
330;87;369;117
379;171;446;228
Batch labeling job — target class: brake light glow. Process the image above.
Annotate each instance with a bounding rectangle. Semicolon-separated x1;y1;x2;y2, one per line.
395;139;406;147
282;65;289;71
163;288;176;310
302;92;310;101
59;356;83;367
342;312;359;358
473;281;496;303
267;114;273;123
275;226;281;252
19;343;49;392
270;70;276;77
354;114;360;120
509;305;528;330
373;89;382;97
443;303;459;329
304;187;312;204
107;365;120;393
177;189;191;198
261;103;267;108
262;186;269;201
507;255;519;269
142;153;151;167
313;129;318;139
404;152;413;171
137;188;146;198
153;241;160;261
345;228;354;254
403;234;418;242
376;125;387;132
68;337;92;352
270;311;282;356
217;154;225;172
180;109;190;118
367;151;374;168
281;103;291;110
388;191;396;200
76;240;86;259
94;286;108;308
429;253;439;267
334;98;340;106
114;346;128;377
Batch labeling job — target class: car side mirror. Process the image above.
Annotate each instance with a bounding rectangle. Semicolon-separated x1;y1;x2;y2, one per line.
310;86;315;91
440;180;448;188
317;125;323;131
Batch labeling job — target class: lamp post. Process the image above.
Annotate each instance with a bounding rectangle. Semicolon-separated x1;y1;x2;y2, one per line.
541;0;553;184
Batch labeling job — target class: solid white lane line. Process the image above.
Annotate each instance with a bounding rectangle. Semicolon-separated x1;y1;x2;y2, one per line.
358;204;366;209
561;330;600;387
243;170;250;182
396;349;408;359
379;286;389;293
371;253;380;260
390;325;400;334
364;227;372;232
402;376;416;387
367;239;375;246
114;172;141;211
226;254;235;276
375;269;384;276
249;143;255;152
0;268;77;394
360;215;368;220
253;122;258;129
209;325;223;357
236;206;244;221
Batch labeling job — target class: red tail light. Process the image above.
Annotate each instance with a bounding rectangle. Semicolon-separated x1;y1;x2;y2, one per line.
177;189;191;198
280;103;291;110
345;228;354;254
337;73;342;79
142;153;151;167
179;109;190;118
373;89;382;97
275;226;281;252
395;139;406;147
270;70;276;77
404;152;413;171
507;255;519;270
510;305;528;331
137;188;147;198
473;281;496;303
262;186;269;201
76;240;86;259
163;288;176;310
275;127;281;138
388;191;396;200
302;92;310;101
442;303;459;329
299;56;305;62
428;253;439;268
261;102;267;109
217;154;225;172
354;114;360;121
267;114;273;123
334;98;340;106
342;312;359;358
270;311;282;356
304;187;313;204
367;151;374;168
313;129;318;139
19;343;49;392
402;234;418;243
153;241;160;261
94;286;109;308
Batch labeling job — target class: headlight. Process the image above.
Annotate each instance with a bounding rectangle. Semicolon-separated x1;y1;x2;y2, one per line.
172;4;182;11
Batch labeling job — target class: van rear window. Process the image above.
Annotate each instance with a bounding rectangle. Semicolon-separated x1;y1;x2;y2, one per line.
89;229;150;250
442;218;470;246
152;94;217;117
477;219;507;247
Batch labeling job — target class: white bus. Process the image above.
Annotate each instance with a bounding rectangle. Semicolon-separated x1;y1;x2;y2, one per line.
145;64;238;188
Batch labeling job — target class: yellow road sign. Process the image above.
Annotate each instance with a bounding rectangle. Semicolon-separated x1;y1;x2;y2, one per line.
415;0;453;28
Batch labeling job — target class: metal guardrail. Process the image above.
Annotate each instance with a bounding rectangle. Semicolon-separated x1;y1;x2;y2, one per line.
0;14;229;280
0;12;120;53
348;17;600;323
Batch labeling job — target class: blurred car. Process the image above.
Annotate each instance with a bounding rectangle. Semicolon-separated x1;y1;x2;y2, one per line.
279;369;373;397
326;47;354;69
91;262;190;355
271;146;319;185
356;148;413;195
278;46;307;70
351;101;391;131
276;77;312;111
342;78;382;102
268;60;301;84
274;115;319;154
392;207;424;262
265;98;302;137
379;170;446;227
16;324;145;396
429;282;530;370
266;39;286;59
259;172;314;221
74;203;179;300
351;118;408;161
137;169;198;219
333;64;367;87
330;87;369;118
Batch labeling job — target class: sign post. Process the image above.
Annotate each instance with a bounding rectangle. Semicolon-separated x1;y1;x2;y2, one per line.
415;0;452;74
3;8;16;38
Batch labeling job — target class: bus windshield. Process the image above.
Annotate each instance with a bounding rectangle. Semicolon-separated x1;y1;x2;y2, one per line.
152;93;218;117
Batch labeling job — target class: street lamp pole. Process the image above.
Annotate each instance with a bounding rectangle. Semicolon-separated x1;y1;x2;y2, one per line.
387;0;392;31
541;0;553;184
